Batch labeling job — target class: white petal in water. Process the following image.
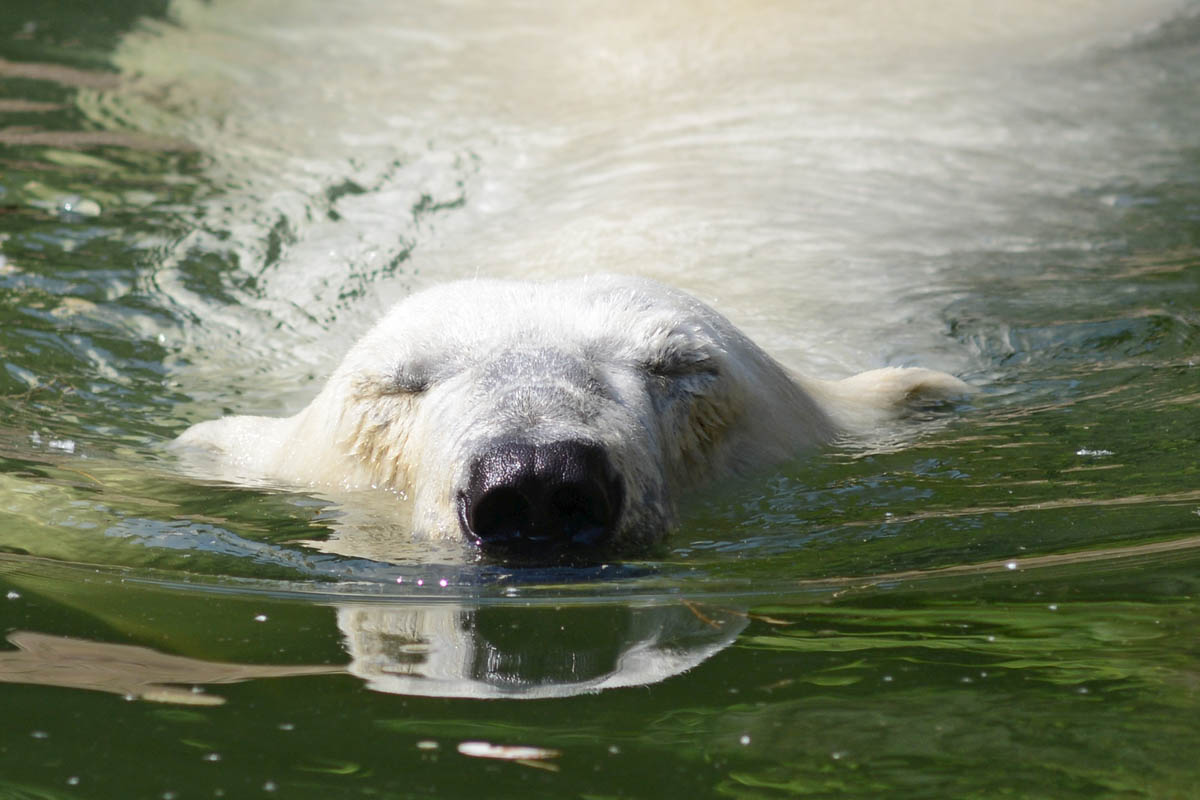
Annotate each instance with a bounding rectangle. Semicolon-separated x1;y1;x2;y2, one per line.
456;741;560;761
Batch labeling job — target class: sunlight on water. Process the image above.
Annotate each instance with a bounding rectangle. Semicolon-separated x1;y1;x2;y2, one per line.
77;0;1198;389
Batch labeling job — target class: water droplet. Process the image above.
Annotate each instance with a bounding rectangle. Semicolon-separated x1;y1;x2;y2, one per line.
58;195;102;218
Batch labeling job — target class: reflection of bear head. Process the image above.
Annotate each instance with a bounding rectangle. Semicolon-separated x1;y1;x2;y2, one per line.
289;276;834;558
336;601;748;698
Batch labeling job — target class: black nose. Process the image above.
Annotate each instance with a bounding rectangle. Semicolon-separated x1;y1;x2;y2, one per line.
458;440;624;557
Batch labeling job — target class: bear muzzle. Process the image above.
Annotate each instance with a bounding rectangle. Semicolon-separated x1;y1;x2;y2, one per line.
456;439;625;561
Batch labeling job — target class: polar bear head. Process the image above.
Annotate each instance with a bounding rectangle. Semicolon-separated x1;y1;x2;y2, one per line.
175;275;972;561
230;275;836;560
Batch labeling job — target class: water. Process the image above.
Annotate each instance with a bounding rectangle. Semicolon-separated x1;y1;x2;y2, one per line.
2;1;1200;797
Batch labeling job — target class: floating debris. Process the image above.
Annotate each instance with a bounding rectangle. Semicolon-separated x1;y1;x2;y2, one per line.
456;741;561;762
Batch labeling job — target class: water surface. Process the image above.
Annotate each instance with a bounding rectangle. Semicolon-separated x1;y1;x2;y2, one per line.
2;1;1200;797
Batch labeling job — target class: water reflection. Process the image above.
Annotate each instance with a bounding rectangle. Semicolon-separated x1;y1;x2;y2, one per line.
337;601;746;699
0;599;745;702
0;630;339;705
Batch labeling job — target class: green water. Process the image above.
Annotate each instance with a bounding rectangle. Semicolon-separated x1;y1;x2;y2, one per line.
3;2;1200;798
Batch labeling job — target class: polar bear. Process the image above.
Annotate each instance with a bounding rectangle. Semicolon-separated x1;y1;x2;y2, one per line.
174;275;969;560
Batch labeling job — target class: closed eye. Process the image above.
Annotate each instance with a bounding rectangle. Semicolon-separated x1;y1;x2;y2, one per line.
386;364;431;394
642;351;719;385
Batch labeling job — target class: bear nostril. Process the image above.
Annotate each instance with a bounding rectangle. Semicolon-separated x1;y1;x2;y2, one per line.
459;440;623;557
549;483;609;545
469;486;535;543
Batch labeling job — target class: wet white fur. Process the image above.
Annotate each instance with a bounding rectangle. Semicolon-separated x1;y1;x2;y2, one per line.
175;275;969;550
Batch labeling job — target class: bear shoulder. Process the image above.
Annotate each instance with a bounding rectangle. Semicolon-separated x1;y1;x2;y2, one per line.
800;367;974;431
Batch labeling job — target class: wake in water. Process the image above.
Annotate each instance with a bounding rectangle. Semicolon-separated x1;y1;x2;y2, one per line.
76;0;1195;419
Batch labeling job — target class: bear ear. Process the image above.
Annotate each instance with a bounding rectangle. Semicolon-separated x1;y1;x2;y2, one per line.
800;367;974;430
